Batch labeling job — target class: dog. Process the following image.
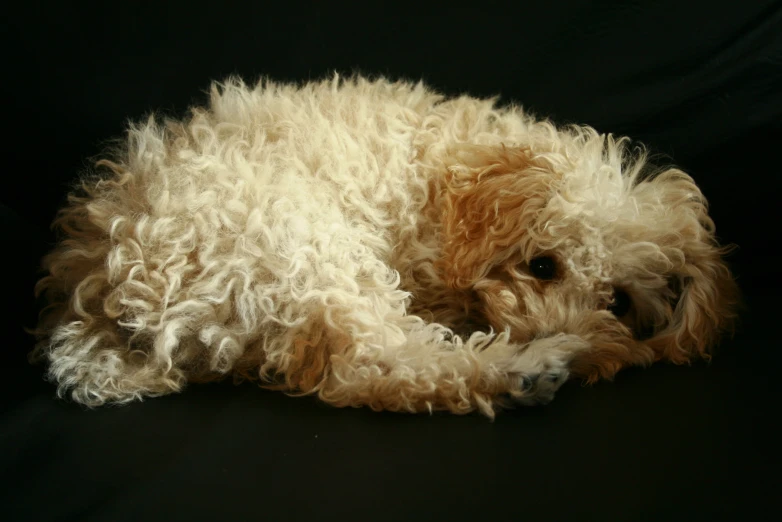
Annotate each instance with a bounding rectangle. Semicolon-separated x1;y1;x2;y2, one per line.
31;75;738;417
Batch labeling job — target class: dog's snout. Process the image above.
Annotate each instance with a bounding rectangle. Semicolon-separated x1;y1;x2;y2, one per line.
593;286;631;317
607;289;632;317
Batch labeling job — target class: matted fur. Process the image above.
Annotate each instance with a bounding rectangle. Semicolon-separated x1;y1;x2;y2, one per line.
31;75;738;417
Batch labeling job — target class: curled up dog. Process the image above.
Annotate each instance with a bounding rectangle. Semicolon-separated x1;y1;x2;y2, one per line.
31;75;738;417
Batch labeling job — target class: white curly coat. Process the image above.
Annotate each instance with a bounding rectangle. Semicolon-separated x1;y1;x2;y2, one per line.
33;75;737;417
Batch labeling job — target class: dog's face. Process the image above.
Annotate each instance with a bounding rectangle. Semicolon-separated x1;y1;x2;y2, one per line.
438;135;738;381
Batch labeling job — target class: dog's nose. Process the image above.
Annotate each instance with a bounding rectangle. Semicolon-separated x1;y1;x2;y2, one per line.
607;289;632;317
595;287;632;317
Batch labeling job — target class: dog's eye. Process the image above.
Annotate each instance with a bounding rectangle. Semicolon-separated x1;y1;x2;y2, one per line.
608;289;632;317
529;256;557;280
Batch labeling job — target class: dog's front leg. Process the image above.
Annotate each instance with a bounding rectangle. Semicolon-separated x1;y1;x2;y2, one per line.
312;313;589;417
476;333;590;407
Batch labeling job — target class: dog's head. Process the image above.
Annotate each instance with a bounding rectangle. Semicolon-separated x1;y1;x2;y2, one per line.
437;130;738;381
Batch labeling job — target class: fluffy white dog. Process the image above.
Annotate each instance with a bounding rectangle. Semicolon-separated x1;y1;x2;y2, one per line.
32;75;738;417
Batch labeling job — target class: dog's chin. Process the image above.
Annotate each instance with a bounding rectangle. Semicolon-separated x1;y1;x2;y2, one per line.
470;279;657;382
556;313;654;383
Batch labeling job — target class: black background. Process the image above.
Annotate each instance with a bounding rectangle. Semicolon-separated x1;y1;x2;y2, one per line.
2;2;781;521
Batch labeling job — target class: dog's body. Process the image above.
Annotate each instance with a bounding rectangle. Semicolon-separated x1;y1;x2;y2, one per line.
32;75;737;417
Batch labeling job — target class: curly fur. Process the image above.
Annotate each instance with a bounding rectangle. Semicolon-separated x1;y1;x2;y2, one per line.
31;74;738;417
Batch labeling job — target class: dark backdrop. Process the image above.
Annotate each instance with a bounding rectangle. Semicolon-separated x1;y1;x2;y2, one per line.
2;2;780;521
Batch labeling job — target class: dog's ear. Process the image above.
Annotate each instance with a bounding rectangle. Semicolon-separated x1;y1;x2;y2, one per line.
437;145;556;290
650;252;738;363
642;169;740;362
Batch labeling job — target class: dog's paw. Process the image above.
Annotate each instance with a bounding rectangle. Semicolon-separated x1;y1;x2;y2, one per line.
500;334;589;406
508;359;570;406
